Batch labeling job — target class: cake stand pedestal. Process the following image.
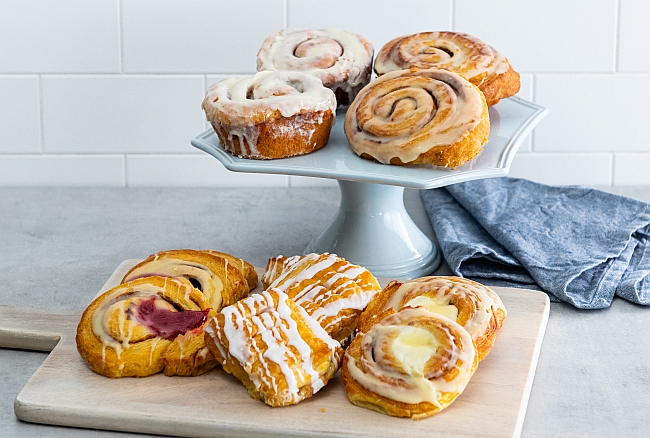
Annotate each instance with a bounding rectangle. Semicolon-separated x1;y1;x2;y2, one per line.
191;97;548;279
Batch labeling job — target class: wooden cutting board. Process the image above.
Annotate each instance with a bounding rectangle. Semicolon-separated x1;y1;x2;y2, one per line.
1;260;550;438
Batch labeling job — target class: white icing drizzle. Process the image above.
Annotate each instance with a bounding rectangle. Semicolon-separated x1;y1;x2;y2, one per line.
211;289;340;404
344;68;485;165
202;70;336;127
262;253;380;335
383;276;506;343
124;258;224;311
257;28;373;92
346;307;475;406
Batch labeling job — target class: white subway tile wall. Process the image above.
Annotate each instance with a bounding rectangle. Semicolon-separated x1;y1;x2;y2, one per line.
0;0;648;187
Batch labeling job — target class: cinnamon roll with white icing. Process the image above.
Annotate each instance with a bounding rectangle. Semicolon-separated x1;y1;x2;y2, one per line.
374;31;520;106
342;307;478;419
359;276;506;361
344;68;489;168
256;28;373;107
202;70;336;159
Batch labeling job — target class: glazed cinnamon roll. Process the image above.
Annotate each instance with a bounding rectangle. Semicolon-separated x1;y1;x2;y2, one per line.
204;288;343;407
202;70;336;159
256;28;373;107
121;249;251;312
262;253;382;344
76;276;217;378
359;276;506;361
344;68;489;168
374;31;520;106
342;307;478;419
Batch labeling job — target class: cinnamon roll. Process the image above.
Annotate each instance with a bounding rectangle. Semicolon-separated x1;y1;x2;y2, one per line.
374;31;520;106
203;288;343;407
122;249;250;312
358;276;506;361
344;68;489;168
256;28;374;107
202;70;336;159
342;307;478;419
76;276;217;378
262;253;382;344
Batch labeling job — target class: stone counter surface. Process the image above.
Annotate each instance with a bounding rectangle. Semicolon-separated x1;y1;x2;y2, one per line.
1;186;649;437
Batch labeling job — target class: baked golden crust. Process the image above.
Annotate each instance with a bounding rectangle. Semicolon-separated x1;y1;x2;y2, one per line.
358;276;506;361
374;31;520;106
202;249;258;291
345;68;490;168
202;70;337;160
341;307;478;419
122;249;250;312
262;253;382;343
210;109;334;160
203;288;343;407
76;276;216;378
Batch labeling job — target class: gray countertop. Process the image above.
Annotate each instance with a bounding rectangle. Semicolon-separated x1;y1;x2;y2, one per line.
1;185;649;437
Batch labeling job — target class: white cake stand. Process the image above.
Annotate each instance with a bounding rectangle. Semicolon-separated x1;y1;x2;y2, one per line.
191;97;548;279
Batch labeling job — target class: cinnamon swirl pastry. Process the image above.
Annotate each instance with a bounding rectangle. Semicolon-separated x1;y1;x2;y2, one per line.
374;31;520;106
344;68;489;168
359;276;506;361
76;276;217;378
256;28;373;107
203;288;343;407
342;307;478;419
202;70;336;159
122;249;250;312
262;253;382;344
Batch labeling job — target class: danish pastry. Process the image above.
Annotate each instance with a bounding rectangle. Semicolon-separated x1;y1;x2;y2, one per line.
122;249;250;312
344;68;489;168
202;70;336;160
204;288;343;407
262;253;382;343
359;276;506;361
374;31;520;106
342;307;478;419
257;28;374;107
76;276;217;378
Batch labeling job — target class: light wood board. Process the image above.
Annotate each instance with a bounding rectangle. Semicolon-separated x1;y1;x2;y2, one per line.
2;260;550;438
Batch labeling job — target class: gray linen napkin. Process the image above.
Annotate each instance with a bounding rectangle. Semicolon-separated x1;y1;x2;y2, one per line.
420;177;650;309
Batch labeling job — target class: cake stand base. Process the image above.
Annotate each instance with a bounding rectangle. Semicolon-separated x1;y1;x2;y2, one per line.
305;180;441;279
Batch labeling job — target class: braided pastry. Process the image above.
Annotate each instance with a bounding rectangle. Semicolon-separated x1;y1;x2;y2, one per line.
76;276;216;378
122;249;251;312
342;307;478;419
344;68;489;168
204;288;343;407
374;31;520;106
359;276;506;361
202;70;336;159
257;28;374;107
262;253;382;344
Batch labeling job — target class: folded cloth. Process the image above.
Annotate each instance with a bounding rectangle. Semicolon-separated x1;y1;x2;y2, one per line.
420;177;650;309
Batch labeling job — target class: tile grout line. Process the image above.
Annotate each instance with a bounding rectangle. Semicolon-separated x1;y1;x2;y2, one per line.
117;0;124;73
284;0;289;28
450;0;456;30
37;74;45;154
614;0;622;72
531;74;537;153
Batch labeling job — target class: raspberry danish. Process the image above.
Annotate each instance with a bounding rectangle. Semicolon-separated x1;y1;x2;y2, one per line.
374;31;520;106
76;276;217;378
344;68;489;168
256;28;373;107
202;70;336;159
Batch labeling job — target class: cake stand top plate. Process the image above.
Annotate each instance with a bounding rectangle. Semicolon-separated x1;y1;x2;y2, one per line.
191;97;548;190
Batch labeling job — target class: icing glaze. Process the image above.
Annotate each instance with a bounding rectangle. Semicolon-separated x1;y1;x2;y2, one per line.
344;68;485;164
374;31;509;87
257;28;373;93
345;307;475;406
